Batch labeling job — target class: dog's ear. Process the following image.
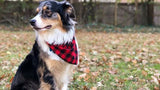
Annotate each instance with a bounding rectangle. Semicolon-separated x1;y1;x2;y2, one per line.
62;2;75;19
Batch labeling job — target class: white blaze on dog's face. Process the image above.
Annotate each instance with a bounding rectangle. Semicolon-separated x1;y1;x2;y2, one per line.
30;0;76;32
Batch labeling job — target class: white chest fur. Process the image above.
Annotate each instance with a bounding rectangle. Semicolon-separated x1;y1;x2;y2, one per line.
35;28;76;61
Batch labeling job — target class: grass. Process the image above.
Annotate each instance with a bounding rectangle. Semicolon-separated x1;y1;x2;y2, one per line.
0;30;160;90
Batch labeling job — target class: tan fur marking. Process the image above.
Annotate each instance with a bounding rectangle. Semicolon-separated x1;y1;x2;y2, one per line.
45;59;75;90
43;6;47;10
67;7;72;14
39;51;76;90
38;67;44;76
38;63;53;90
36;8;40;13
39;81;51;90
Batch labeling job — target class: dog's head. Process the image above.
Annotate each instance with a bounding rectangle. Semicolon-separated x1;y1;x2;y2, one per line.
30;0;76;31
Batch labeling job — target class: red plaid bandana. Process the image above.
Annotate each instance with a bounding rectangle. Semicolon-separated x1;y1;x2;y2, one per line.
46;37;78;65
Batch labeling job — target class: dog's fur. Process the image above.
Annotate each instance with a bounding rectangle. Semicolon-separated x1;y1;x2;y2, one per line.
11;0;78;90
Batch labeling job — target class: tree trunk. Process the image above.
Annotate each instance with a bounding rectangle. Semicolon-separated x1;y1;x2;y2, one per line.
114;0;118;26
147;0;154;26
134;0;138;25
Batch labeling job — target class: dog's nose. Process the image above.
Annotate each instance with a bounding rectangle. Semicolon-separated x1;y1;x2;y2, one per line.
30;19;36;26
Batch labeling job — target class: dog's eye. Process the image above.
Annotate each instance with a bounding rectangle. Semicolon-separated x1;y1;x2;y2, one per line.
52;13;57;17
45;10;52;17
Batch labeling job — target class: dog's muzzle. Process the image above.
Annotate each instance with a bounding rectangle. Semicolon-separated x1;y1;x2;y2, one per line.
30;19;36;26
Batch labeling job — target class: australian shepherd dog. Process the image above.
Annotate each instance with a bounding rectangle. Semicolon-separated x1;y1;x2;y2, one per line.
11;0;79;90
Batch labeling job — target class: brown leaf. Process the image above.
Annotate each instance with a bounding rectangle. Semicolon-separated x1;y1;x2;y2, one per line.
91;72;99;77
118;79;125;84
91;87;97;90
83;68;90;73
80;52;86;56
155;59;160;64
5;84;10;88
132;60;137;64
0;74;5;80
108;69;117;75
138;87;150;90
10;76;14;83
124;57;131;62
142;60;148;65
108;62;113;67
142;70;147;76
84;75;90;81
102;55;107;62
154;86;160;90
92;58;98;62
78;73;86;80
106;49;113;53
83;85;89;90
158;79;160;84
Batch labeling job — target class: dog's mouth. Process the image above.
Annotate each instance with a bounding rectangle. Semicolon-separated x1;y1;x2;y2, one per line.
33;25;52;31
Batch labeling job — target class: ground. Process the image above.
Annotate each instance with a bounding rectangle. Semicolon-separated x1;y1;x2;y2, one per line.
0;30;160;90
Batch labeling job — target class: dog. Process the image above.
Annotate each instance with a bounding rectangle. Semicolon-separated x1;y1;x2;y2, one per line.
11;0;78;90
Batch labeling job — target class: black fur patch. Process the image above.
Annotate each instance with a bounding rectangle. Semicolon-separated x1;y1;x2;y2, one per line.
11;41;55;90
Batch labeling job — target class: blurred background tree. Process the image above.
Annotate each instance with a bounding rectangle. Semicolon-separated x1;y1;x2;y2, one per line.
0;0;159;27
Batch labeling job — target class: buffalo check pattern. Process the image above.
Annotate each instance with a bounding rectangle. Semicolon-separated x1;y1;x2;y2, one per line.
47;37;78;65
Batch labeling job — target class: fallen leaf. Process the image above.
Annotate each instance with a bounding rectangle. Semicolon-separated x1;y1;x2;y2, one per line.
132;60;137;64
80;52;86;56
91;72;99;77
151;76;159;85
5;84;10;88
124;57;131;62
83;85;89;90
138;87;150;90
91;87;97;90
142;48;148;52
83;68;90;73
92;58;98;62
142;60;148;65
108;62;113;67
102;55;107;62
142;70;148;76
154;86;160;90
0;74;5;80
108;69;117;75
106;49;112;53
155;59;160;64
78;73;86;80
118;79;125;84
10;76;14;83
